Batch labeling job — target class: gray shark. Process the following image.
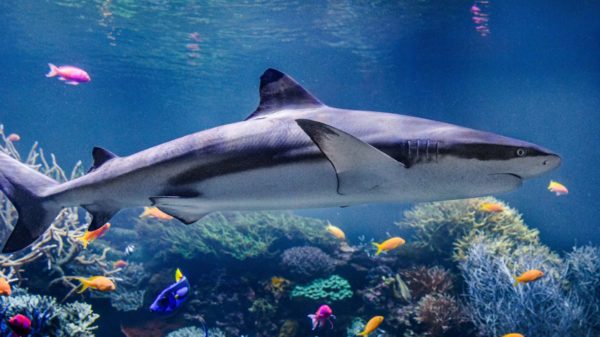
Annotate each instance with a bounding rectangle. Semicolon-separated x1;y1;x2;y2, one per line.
0;68;560;253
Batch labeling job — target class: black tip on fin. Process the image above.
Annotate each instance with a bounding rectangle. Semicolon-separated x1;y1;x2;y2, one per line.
83;205;119;231
2;223;38;253
245;68;324;120
88;147;118;173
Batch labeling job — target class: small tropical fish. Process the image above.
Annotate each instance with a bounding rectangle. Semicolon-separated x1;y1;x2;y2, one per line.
113;260;128;269
548;180;568;196
124;244;136;256
8;314;31;337
77;222;110;249
513;269;544;286
479;202;504;213
356;316;384;336
75;276;116;293
307;304;335;330
140;207;173;221
0;277;11;296
470;4;481;14
372;237;405;255
46;64;91;85
502;334;525;337
150;268;190;314
7;134;20;142
326;223;346;241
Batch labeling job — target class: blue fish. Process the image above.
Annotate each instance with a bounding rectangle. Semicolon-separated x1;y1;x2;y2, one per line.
150;268;190;314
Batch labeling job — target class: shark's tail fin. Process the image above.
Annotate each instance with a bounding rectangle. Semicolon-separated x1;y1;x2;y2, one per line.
0;151;62;253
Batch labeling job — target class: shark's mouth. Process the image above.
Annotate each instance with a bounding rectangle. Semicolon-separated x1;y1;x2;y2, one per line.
492;173;522;180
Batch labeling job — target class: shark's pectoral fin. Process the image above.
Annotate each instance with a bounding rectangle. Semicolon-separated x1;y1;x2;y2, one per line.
149;196;210;225
83;205;119;231
296;119;407;195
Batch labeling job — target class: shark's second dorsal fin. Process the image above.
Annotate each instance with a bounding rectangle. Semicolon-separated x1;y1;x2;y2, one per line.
89;147;119;173
245;68;324;120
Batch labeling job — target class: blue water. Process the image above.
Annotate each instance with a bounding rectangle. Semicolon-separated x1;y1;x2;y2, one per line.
0;1;599;336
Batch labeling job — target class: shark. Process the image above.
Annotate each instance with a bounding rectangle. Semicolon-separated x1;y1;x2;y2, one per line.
0;68;560;253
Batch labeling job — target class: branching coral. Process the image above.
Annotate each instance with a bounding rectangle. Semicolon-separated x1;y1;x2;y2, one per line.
564;246;600;332
136;212;335;261
280;246;335;279
291;275;352;302
400;266;453;300
460;241;591;337
414;293;467;337
0;287;98;337
398;197;557;263
165;326;206;337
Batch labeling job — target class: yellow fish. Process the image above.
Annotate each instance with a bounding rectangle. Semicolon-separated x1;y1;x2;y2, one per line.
548;180;568;196
77;222;111;249
502;334;524;337
326;223;346;241
75;276;116;293
140;207;174;220
514;269;544;286
356;316;384;336
372;237;405;255
479;202;504;213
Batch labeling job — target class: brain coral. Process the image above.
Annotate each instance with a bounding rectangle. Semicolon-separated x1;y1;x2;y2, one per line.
280;246;336;278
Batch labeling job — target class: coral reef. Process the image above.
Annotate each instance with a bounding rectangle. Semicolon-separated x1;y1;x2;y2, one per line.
400;266;453;300
280;246;335;279
564;245;600;332
136;212;335;261
291;275;353;302
414;293;467;336
399;197;550;262
165;326;206;337
0;287;98;337
460;241;592;337
278;320;298;337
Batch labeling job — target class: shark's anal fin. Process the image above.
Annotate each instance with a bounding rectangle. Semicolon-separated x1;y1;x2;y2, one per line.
296;119;407;195
88;147;119;173
149;196;210;225
83;205;119;231
245;68;324;120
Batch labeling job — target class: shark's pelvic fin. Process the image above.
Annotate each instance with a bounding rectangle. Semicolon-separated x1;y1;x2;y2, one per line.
83;205;119;231
149;196;210;224
296;119;407;195
245;68;324;120
88;147;119;173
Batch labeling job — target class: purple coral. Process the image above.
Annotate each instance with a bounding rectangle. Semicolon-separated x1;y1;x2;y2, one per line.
400;265;453;300
280;246;335;279
415;293;468;337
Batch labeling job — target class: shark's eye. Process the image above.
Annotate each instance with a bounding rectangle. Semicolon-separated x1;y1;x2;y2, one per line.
516;148;527;157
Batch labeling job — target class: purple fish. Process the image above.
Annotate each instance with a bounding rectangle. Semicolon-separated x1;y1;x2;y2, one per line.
308;304;335;330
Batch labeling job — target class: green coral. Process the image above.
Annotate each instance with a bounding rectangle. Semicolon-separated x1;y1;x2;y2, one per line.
399;197;557;263
291;275;352;302
137;211;335;260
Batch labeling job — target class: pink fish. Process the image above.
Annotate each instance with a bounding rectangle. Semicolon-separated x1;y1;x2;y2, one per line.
472;16;489;24
307;304;335;330
8;314;31;337
46;64;91;85
7;133;20;142
471;5;481;14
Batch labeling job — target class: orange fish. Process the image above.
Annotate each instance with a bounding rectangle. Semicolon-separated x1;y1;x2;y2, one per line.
113;260;128;269
372;237;405;255
140;207;173;221
326;223;346;241
356;316;384;336
75;276;116;293
7;134;20;142
0;277;11;296
502;334;524;337
514;269;544;286
479;202;504;213
77;222;110;249
548;180;568;196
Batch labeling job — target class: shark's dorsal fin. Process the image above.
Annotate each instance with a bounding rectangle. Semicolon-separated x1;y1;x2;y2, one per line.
245;68;324;120
89;147;119;172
